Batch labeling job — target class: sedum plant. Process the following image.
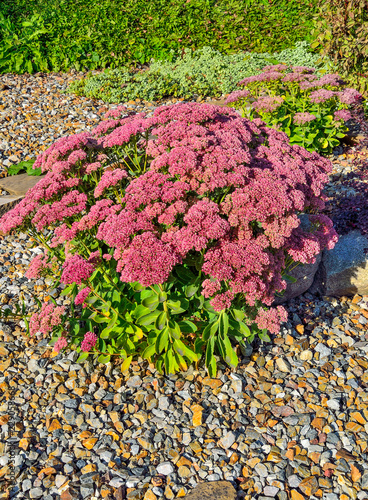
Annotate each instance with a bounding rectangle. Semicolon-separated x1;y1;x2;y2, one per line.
225;64;362;154
0;103;338;375
66;43;329;103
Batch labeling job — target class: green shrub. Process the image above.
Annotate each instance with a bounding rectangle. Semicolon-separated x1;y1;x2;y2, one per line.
310;0;368;96
0;0;319;74
66;43;328;103
0;12;51;73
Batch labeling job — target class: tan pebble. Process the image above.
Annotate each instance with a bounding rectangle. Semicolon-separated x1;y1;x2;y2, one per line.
164;485;175;499
19;438;30;450
276;358;290;372
38;466;56;477
178;465;191;478
346;422;364;432
296;324;305;334
114;421;124;433
191;404;203;427
202;377;222;389
177;456;192;468
311;417;326;431
47;419;62;432
300;350;313;361
82;437;97;450
0;360;11;372
299;476;318;496
81;463;97;474
285;334;294;345
351;411;366;425
100;485;112;498
291;490;305;500
78;431;92;439
143;490;157;500
351;464;361;482
0;415;9;425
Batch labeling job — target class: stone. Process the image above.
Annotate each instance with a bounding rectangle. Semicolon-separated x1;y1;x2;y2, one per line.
274;252;322;304
288;475;302;488
264;485;279;496
126;376;142;388
255;463;268;477
299;476;318;496
300;350;313;361
0;173;45;196
29;488;44;499
182;481;237;500
311;230;368;296
0;195;24;219
156;462;174;475
351;464;361;483
191;404;203;427
276;358;291;372
315;343;331;358
178;465;191;478
270;405;294;418
290;491;305;500
336;449;357;461
219;431;236;449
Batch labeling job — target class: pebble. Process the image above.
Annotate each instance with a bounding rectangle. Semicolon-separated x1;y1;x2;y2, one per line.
156;462;175;475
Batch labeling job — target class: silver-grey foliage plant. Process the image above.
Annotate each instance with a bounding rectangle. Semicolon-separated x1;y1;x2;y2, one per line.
66;42;331;103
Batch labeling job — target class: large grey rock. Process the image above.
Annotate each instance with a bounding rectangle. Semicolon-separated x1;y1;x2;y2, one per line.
0;195;23;218
181;481;237;500
0;173;45;196
311;230;368;297
274;252;322;305
274;214;322;304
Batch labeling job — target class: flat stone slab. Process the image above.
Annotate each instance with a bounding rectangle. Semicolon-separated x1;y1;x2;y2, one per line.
0;195;24;219
0;173;45;196
180;481;237;500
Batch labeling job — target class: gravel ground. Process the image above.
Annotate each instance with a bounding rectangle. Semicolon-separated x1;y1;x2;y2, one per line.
0;72;368;500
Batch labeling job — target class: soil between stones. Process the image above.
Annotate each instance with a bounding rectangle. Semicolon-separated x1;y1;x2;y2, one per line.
0;72;368;500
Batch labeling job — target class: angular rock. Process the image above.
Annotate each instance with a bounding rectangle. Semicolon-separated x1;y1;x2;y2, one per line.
183;481;237;500
311;230;368;296
156;462;174;475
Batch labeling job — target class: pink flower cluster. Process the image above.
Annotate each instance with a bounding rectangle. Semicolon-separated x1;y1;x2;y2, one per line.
252;96;284;113
29;302;65;337
80;331;98;352
54;336;68;353
61;254;95;285
333;109;352;122
293;112;317;125
94;169;128;198
74;286;91;307
26;251;52;279
224;89;250;105
309;89;337;104
255;306;288;334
